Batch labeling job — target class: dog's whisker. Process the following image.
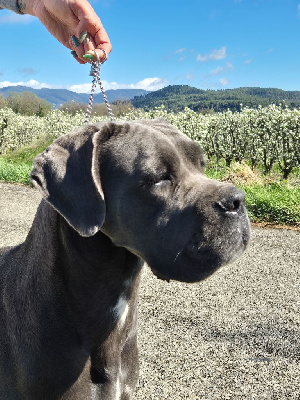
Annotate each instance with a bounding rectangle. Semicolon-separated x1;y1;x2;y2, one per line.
173;248;184;263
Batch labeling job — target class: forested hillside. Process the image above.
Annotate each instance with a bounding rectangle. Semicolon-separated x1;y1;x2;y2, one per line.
131;85;300;112
1;85;300;114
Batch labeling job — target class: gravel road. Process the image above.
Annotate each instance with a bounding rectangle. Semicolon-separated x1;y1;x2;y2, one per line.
0;182;299;400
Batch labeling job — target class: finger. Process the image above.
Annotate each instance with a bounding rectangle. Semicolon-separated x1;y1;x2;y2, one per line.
70;50;86;64
94;26;112;56
72;26;111;63
75;57;86;65
75;34;96;63
76;16;102;40
95;48;109;63
84;36;109;63
76;17;112;56
69;34;88;62
83;49;108;63
83;34;96;54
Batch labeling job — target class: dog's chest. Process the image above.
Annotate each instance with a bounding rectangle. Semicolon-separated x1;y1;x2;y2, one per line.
113;295;129;328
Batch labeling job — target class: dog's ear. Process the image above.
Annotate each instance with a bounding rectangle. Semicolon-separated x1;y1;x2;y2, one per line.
30;123;116;237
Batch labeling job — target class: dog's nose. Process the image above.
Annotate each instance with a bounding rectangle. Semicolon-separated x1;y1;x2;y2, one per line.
215;186;245;214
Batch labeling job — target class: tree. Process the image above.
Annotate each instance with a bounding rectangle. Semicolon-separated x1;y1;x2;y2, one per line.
111;100;135;117
0;94;5;109
5;92;52;116
59;100;86;115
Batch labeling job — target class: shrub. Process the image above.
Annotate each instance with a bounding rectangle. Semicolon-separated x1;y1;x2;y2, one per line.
0;104;299;178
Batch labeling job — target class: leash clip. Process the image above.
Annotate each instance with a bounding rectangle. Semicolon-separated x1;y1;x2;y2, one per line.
89;50;107;76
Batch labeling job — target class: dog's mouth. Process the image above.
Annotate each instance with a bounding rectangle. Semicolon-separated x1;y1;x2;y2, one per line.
148;216;251;283
149;251;223;283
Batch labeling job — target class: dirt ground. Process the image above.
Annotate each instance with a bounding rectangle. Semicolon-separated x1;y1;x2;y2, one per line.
0;182;299;399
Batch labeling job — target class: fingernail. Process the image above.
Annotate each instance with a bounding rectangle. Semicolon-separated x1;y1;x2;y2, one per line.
83;54;94;60
71;35;80;47
71;50;78;58
79;31;90;44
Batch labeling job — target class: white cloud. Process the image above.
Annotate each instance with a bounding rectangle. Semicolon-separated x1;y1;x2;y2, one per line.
201;81;217;89
209;62;233;76
201;77;229;89
197;46;226;62
0;77;168;93
298;4;300;17
94;77;168;92
185;73;194;81
174;48;186;54
244;58;253;65
219;78;229;86
163;48;187;61
0;79;55;89
0;11;35;24
209;66;224;76
68;83;95;93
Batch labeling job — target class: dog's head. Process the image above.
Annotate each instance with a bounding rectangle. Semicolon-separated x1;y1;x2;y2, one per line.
31;120;250;283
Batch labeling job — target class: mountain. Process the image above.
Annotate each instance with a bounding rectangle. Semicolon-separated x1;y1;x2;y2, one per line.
131;85;300;112
0;86;149;107
2;84;300;113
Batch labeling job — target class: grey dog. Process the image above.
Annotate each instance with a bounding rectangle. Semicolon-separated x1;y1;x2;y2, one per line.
0;120;250;399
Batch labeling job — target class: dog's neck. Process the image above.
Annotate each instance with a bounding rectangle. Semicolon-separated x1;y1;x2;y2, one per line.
26;200;143;347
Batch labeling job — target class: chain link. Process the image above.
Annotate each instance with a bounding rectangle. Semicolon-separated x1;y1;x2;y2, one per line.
84;52;115;124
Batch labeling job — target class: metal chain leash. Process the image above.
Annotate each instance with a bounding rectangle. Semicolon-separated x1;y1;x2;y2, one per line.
84;51;115;124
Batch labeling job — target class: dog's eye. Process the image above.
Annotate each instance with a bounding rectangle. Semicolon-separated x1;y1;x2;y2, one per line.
154;174;173;187
141;174;174;188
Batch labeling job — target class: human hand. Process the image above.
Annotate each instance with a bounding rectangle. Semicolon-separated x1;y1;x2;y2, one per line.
23;0;111;63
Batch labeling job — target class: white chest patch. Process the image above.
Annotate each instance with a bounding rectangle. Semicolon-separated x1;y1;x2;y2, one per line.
115;377;121;400
113;295;129;327
91;384;98;399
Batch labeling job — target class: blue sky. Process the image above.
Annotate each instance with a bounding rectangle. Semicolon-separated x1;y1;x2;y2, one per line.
1;0;300;93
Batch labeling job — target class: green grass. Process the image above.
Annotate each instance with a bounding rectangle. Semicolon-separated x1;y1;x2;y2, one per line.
242;183;300;226
0;138;53;185
206;163;300;226
0;141;299;227
0;158;32;185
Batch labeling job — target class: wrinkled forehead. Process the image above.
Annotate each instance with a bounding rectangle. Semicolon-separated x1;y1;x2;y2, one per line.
100;121;204;174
